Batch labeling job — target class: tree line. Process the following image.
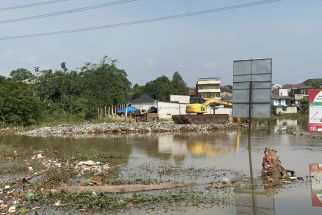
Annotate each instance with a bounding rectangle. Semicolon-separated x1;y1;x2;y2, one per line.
0;57;189;125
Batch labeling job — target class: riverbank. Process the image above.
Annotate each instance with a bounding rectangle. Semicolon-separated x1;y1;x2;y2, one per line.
19;121;241;137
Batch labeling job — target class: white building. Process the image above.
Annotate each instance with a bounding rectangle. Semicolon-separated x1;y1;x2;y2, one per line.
278;89;289;97
157;102;187;119
170;95;190;104
196;78;221;99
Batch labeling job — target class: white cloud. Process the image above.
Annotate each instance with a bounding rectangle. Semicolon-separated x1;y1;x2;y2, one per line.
1;50;38;64
202;61;217;70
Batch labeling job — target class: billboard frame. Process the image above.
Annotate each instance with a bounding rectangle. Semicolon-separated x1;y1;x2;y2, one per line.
308;89;322;132
233;58;272;119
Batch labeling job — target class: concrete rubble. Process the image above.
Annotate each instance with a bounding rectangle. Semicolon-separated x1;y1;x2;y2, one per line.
20;122;240;137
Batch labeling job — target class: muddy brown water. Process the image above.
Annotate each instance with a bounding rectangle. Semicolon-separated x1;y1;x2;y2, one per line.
1;120;322;214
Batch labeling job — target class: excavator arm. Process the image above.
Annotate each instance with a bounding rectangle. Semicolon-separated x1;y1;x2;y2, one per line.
203;98;233;107
186;98;232;114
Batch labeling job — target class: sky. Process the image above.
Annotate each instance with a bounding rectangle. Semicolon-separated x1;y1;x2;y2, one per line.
0;0;321;87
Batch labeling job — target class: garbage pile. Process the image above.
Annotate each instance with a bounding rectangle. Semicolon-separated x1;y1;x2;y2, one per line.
75;160;110;176
0;151;111;214
261;148;295;182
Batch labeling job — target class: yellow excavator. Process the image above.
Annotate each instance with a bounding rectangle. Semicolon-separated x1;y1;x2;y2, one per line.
172;97;233;124
186;98;233;114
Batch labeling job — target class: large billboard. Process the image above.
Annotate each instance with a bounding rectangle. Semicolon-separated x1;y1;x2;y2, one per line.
233;58;272;118
309;89;322;132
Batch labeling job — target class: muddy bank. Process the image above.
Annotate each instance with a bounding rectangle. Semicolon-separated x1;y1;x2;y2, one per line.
0;149;245;214
19;122;241;137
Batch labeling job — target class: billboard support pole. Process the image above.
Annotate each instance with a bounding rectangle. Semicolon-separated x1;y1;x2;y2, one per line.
248;80;254;185
248;76;255;214
248;80;253;150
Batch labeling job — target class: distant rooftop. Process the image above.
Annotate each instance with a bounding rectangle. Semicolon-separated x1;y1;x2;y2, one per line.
129;93;156;104
282;83;310;89
198;77;220;80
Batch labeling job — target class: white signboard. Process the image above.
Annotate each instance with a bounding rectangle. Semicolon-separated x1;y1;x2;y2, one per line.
233;58;272;118
308;90;322;132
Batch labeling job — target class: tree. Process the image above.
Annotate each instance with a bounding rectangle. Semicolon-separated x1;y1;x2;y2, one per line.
312;80;322;89
35;68;81;116
299;97;309;114
0;80;42;125
79;57;131;118
144;75;172;101
10;68;35;81
171;71;189;95
131;84;145;99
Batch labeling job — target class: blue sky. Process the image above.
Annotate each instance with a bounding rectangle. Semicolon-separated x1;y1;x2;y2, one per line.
0;0;321;86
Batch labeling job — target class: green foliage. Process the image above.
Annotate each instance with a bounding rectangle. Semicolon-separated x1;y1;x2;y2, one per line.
312;80;322;89
79;58;131;108
142;71;189;101
10;68;35;81
0;80;42;125
2;58;191;125
131;83;145;99
35;69;81;115
32;57;131;121
171;71;189;95
299;97;309;114
144;75;172;101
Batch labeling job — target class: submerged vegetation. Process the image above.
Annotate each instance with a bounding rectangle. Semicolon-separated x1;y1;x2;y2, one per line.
0;143;239;214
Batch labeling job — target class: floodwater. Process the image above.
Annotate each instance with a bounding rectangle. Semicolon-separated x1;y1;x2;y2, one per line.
1;119;322;214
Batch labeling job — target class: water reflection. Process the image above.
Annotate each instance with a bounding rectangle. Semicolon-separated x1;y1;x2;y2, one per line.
131;132;241;161
158;135;187;155
310;164;322;207
0;135;133;163
235;183;278;215
275;119;298;132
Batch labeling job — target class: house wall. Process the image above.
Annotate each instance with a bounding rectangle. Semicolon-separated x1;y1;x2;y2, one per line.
294;94;305;100
276;106;297;114
273;99;287;106
170;95;190;104
157;102;187;119
197;79;221;99
279;89;289;97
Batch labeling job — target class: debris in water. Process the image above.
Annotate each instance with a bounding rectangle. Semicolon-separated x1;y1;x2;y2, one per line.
54;200;61;207
261;147;295;182
8;205;16;213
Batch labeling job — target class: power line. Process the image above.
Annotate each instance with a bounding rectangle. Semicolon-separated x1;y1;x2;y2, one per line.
0;0;140;25
0;0;74;12
0;0;283;41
